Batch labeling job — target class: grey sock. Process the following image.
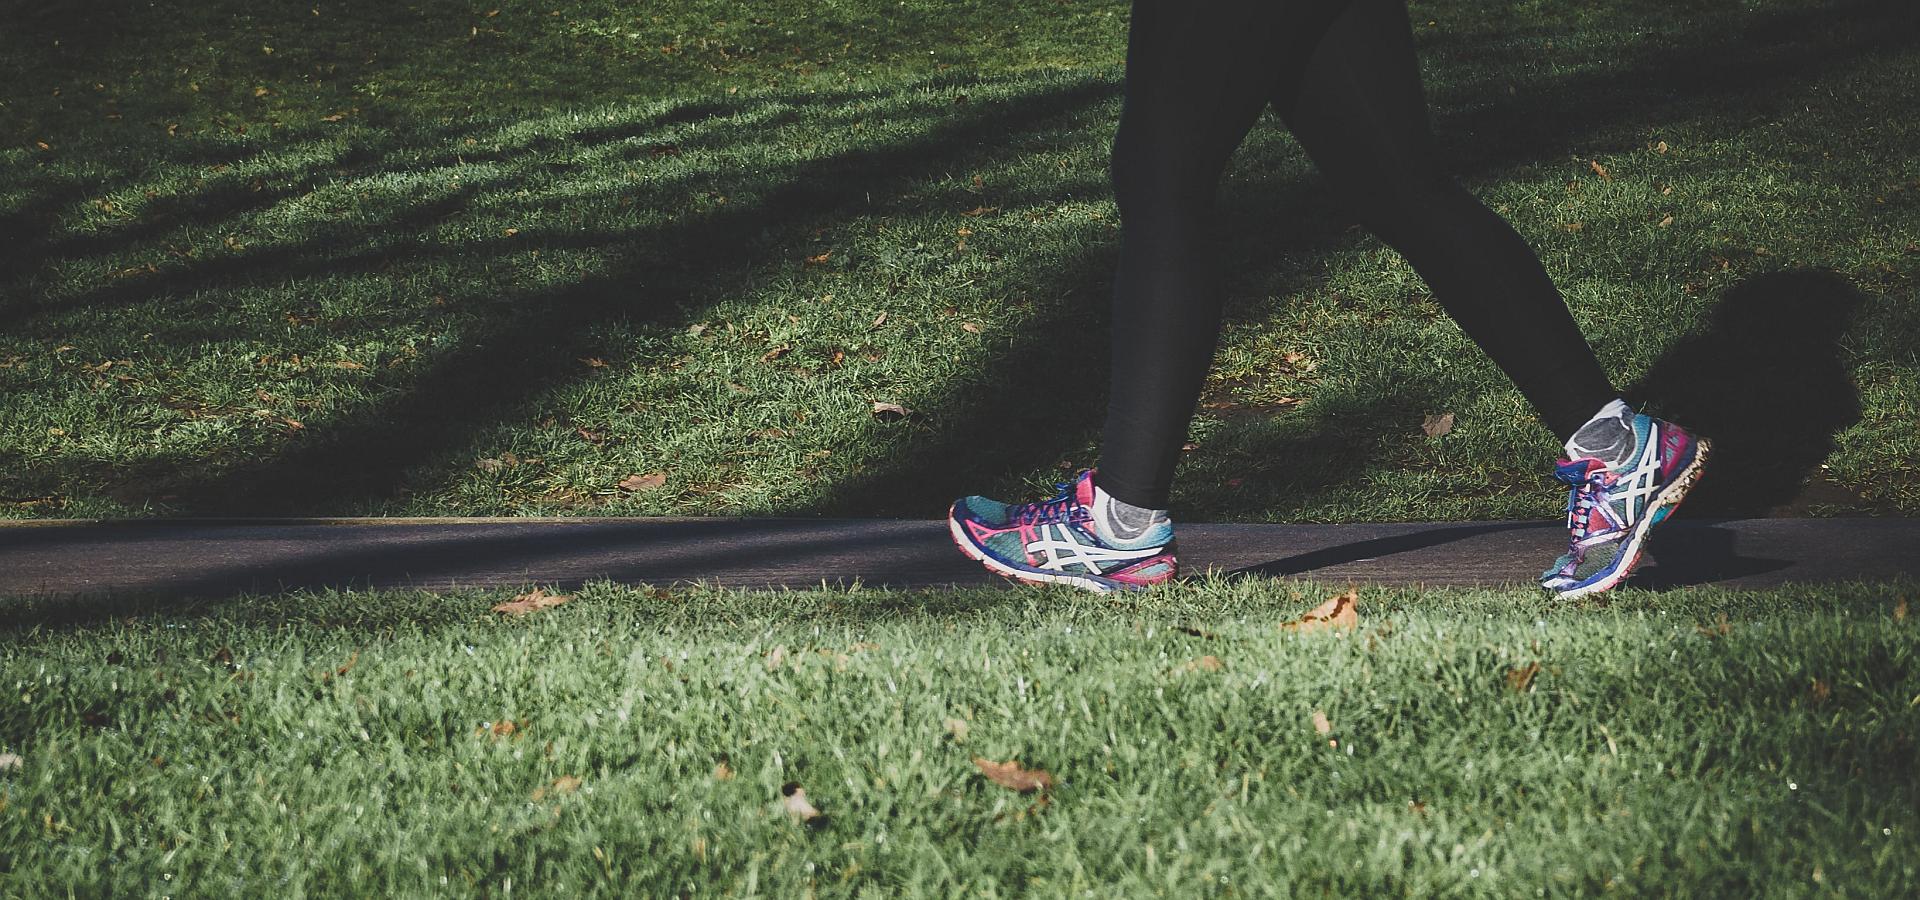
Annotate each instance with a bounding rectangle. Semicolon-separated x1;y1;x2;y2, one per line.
1092;484;1170;544
1565;398;1637;468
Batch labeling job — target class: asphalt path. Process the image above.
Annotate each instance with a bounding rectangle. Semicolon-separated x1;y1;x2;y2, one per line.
2;516;1915;600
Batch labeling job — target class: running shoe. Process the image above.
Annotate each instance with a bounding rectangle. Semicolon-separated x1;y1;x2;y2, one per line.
949;469;1176;593
1540;414;1711;599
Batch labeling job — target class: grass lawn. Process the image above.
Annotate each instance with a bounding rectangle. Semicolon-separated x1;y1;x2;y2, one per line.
2;579;1916;894
2;0;1916;522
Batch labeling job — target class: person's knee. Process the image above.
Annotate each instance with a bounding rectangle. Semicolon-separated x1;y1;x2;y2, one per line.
1334;164;1471;241
1110;137;1223;221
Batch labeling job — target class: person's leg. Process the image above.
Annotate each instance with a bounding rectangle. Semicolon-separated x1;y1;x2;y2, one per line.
1273;0;1618;443
1275;0;1710;599
1094;0;1351;510
949;0;1355;593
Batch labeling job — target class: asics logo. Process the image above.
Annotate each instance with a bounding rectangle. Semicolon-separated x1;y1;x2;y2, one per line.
1026;523;1161;573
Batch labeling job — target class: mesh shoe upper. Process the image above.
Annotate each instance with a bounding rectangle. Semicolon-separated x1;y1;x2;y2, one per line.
950;470;1175;590
1541;414;1705;593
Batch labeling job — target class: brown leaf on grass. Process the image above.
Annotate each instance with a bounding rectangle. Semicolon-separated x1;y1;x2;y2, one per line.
960;321;982;334
781;782;825;823
532;776;582;801
1658;214;1675;228
1421;412;1455;437
331;359;365;370
1653;140;1670;155
1179;655;1223;673
1506;661;1541;693
712;762;734;780
761;344;791;362
960;205;998;217
804;250;832;265
871;401;913;421
869;311;888;329
1282;589;1359;634
1589;159;1613;181
484;720;517;740
1895;598;1908;622
492;587;571;617
1809;679;1831;705
974;758;1053;793
1312;710;1332;735
579;357;607;368
1696;612;1732;637
764;645;788;671
618;472;667;492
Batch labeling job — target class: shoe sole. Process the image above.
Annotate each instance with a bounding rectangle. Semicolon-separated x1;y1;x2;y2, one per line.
946;512;1161;595
1551;437;1713;600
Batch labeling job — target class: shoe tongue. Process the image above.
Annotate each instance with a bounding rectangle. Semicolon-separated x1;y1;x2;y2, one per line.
1076;469;1098;507
1553;457;1608;485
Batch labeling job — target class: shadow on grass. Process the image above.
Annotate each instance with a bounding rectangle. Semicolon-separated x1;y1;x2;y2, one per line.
1;0;1912;522
1628;269;1866;517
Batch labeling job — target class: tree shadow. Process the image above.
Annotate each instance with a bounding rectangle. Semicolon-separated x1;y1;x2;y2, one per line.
1626;269;1866;518
2;0;1912;521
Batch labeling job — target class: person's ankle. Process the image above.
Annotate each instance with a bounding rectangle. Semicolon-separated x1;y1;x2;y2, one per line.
1089;479;1172;547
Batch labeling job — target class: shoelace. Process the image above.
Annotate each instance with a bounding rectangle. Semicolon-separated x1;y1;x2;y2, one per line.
1013;481;1080;526
1565;469;1612;544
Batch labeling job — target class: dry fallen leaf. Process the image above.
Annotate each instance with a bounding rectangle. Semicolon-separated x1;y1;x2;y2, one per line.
1506;661;1541;693
764;645;787;671
871;401;913;421
1283;589;1359;634
960;321;982;334
1179;655;1223;673
804;250;832;265
1895;598;1908;622
1809;679;1832;704
618;472;667;492
331;359;365;370
1589;159;1613;181
1311;710;1332;735
781;782;824;823
1422;412;1455;437
869;311;888;329
960;205;998;217
974;758;1054;793
1658;214;1675;228
712;762;734;780
1654;140;1670;154
533;776;582;800
1696;612;1732;637
492;587;571;617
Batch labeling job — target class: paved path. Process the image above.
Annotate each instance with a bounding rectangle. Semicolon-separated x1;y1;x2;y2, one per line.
2;517;1914;599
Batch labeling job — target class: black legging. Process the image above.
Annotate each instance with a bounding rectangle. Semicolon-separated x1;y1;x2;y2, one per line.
1096;0;1618;508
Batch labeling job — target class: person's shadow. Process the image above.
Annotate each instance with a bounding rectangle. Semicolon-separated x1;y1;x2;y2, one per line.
1628;269;1865;517
1625;269;1865;586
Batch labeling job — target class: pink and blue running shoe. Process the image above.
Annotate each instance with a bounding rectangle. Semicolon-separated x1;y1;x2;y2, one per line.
949;469;1176;594
1540;414;1711;599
